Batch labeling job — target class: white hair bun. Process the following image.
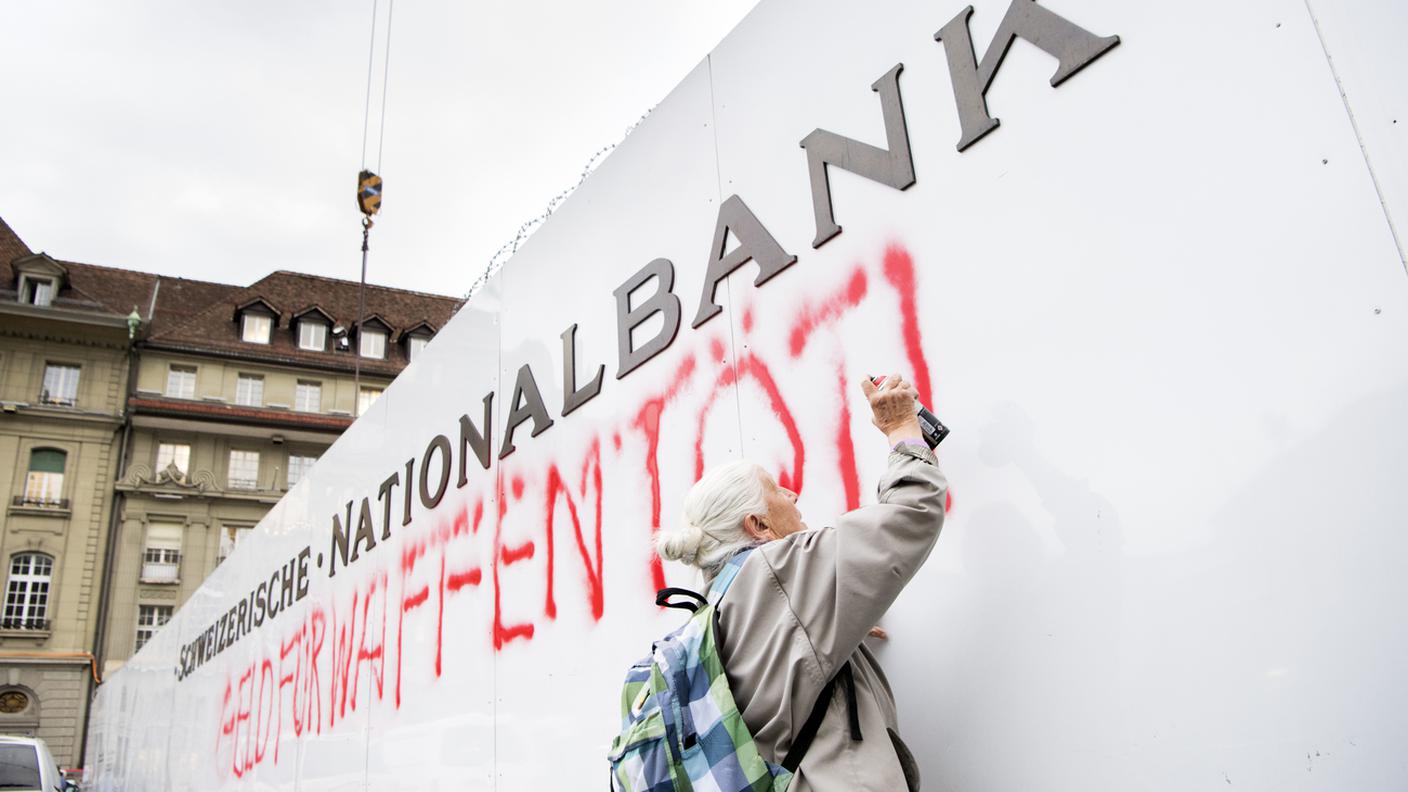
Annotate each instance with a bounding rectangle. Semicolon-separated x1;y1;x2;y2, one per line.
656;522;706;566
654;460;769;578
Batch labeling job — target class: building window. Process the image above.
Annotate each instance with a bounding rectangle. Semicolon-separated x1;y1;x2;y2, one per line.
242;313;272;344
293;380;321;413
407;335;430;361
359;329;387;359
22;449;65;507
0;689;31;714
235;374;264;407
40;363;79;406
19;276;55;307
155;443;191;476
216;525;254;565
287;454;317;487
134;604;173;651
141;523;183;583
3;554;53;630
298;320;327;351
165;365;197;399
357;387;383;416
228;449;260;490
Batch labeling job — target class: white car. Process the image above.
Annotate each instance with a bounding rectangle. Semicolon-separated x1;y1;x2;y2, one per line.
0;736;76;792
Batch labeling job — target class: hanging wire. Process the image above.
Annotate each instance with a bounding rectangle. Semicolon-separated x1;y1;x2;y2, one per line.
355;0;393;401
359;0;380;169
376;0;396;173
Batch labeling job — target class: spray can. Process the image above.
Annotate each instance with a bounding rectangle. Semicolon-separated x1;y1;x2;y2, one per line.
870;375;949;449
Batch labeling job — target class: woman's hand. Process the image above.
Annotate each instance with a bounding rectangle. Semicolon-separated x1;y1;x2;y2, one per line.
861;374;923;446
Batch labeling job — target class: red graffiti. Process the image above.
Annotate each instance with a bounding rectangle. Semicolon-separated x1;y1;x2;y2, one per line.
208;243;947;782
253;659;274;766
543;438;605;621
788;267;868;357
305;608;325;734
833;363;862;510
881;245;933;408
276;630;298;753
493;475;536;649
394;500;484;705
350;571;387;711
233;666;252;776
440;502;483;673
328;590;357;725
782;265;873;509
631;353;698;594
212;606;328;779
693;352;806;493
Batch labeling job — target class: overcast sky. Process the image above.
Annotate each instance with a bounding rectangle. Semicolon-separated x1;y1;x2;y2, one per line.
0;0;757;296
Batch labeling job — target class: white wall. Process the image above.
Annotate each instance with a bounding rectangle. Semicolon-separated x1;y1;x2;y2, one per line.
86;0;1408;789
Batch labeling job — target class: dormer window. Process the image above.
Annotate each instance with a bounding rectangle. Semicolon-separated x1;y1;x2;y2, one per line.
359;329;386;358
235;298;279;345
359;328;387;359
402;322;435;362
298;319;327;351
18;276;55;307
242;314;272;344
13;256;67;307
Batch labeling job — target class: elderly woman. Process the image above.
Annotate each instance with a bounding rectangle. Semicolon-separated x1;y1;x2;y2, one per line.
656;373;948;791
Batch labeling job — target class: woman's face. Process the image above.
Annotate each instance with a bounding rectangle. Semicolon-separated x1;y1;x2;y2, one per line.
749;470;806;541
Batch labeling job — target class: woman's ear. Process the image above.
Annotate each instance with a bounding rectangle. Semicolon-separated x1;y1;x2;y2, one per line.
742;514;769;542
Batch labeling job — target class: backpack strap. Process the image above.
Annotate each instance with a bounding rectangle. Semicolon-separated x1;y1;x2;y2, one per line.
781;661;862;772
654;588;707;613
702;546;864;772
705;546;756;605
652;547;756;614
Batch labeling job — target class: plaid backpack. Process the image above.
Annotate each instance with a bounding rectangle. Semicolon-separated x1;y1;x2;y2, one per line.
607;548;859;791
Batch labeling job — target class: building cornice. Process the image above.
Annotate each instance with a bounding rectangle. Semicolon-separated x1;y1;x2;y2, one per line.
127;396;355;432
116;481;285;506
0;403;124;427
0;302;131;332
139;339;405;377
0;326;131;351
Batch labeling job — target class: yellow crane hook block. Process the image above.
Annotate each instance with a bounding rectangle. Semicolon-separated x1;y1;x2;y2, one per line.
357;170;383;216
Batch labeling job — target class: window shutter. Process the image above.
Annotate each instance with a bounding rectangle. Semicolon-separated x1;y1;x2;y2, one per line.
28;449;66;474
145;522;184;551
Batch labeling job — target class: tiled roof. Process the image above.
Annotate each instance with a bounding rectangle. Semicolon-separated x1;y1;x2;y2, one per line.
1;246;237;334
143;270;462;376
128;396;355;432
0;216;30;264
61;259;238;335
0;215;463;375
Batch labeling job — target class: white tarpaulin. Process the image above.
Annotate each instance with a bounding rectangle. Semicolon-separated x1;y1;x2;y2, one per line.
86;0;1408;789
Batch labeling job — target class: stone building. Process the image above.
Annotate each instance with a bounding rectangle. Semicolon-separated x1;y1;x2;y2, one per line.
0;216;461;769
0;219;137;769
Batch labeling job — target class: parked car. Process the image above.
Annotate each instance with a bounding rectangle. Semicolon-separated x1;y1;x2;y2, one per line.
0;735;76;791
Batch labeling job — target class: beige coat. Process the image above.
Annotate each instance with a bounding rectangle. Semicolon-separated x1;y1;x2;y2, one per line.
715;444;947;791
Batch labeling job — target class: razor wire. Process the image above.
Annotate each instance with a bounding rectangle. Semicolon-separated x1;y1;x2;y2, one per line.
465;109;653;300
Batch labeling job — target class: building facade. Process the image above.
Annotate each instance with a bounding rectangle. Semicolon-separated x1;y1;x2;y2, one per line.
0;222;138;769
0;216;461;769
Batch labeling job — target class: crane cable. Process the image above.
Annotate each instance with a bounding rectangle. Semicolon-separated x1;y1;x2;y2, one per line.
354;0;394;400
359;0;379;170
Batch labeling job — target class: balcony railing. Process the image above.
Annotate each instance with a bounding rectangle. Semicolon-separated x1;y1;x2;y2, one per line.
140;561;181;584
0;617;50;631
37;392;76;407
11;496;70;509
